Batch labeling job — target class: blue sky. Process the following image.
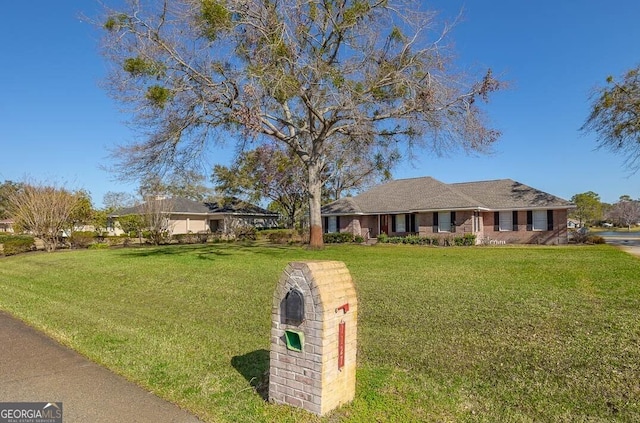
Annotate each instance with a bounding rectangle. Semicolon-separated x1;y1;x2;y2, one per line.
1;1;639;207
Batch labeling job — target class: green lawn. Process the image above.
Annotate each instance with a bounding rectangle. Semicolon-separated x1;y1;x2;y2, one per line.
1;243;639;422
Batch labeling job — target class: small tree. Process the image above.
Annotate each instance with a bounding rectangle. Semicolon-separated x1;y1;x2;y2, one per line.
7;182;87;252
0;180;24;220
118;214;146;242
66;189;94;234
570;191;603;227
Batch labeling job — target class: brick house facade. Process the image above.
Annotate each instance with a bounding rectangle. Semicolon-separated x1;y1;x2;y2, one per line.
322;177;574;245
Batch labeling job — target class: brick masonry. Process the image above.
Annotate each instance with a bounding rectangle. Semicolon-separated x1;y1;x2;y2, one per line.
269;261;357;416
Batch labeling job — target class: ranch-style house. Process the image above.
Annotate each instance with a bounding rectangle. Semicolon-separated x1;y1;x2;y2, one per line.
321;176;575;245
109;196;279;236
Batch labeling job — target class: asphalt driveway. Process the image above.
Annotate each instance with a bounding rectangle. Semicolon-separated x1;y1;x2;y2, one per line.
0;311;203;423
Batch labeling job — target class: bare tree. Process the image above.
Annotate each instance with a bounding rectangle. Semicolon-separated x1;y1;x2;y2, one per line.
138;172;214;201
7;182;87;252
141;196;175;245
607;195;640;230
582;66;640;172
98;0;503;248
103;191;137;212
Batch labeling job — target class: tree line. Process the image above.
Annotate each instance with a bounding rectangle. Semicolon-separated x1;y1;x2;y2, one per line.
0;144;381;251
570;192;640;230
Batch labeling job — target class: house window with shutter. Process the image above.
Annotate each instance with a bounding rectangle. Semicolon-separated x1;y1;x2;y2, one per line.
438;211;451;232
395;214;406;232
499;211;513;231
532;210;547;231
326;216;338;233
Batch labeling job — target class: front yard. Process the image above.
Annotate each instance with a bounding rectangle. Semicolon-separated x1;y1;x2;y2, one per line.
0;243;638;422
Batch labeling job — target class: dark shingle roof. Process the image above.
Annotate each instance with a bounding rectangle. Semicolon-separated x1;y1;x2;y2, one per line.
322;177;573;215
112;197;277;217
451;179;574;210
204;198;277;215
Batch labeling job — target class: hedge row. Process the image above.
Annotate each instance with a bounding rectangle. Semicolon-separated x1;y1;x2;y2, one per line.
323;232;364;244
0;235;35;256
377;233;476;246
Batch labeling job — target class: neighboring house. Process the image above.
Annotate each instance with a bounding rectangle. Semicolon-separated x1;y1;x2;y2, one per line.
0;219;14;233
109;197;279;236
321;177;575;245
567;219;581;229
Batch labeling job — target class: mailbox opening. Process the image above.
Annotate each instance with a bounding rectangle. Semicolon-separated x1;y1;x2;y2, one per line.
284;330;304;352
283;288;305;325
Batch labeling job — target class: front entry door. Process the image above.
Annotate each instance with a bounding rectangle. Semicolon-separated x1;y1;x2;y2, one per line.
380;215;389;235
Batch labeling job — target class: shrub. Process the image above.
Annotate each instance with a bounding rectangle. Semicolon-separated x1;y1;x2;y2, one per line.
586;235;606;244
88;242;110;250
263;229;295;244
0;235;35;256
69;231;96;249
106;236;126;247
174;233;200;244
569;229;589;244
354;235;364;244
377;233;388;243
456;234;477;246
196;231;210;243
323;232;355;243
234;226;257;241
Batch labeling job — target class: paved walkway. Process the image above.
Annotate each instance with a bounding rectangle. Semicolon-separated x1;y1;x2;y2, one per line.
616;245;640;257
600;234;640;257
0;311;203;423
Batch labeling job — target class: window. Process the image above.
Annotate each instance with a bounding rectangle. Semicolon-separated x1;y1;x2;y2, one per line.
438;211;451;232
392;214;416;233
395;214;406;232
499;211;512;231
532;210;547;231
209;220;220;232
327;216;338;233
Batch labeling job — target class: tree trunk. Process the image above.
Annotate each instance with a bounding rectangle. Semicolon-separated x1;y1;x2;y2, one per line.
307;160;324;249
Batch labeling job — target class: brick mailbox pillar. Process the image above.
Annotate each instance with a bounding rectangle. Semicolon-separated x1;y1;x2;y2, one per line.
269;261;357;415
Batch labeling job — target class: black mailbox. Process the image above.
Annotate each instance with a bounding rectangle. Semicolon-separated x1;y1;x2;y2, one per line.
284;288;305;325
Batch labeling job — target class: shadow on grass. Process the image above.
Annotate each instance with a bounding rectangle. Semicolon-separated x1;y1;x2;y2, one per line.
231;349;270;401
114;244;233;259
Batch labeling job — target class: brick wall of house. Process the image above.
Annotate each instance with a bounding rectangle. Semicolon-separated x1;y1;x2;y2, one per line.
479;209;569;245
328;209;568;245
416;211;474;236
